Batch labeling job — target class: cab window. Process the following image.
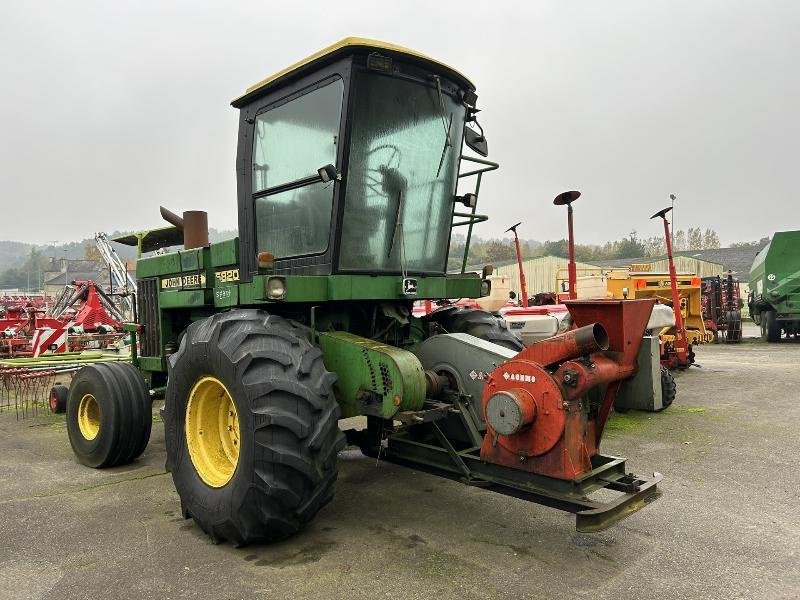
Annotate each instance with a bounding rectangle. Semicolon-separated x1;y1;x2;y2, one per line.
252;79;344;258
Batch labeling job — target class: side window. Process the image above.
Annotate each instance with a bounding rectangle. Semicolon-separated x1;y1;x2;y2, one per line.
252;79;344;258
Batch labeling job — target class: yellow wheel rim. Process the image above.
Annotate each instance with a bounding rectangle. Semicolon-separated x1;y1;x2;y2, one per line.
185;376;240;488
77;393;101;441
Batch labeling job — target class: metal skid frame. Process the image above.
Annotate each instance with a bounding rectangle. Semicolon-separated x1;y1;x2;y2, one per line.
385;426;661;532
371;396;661;533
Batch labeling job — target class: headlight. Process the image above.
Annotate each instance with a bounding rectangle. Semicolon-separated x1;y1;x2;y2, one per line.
480;279;492;297
266;276;287;300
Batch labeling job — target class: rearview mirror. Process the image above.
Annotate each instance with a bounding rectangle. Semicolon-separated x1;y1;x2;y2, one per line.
465;127;488;157
317;164;339;183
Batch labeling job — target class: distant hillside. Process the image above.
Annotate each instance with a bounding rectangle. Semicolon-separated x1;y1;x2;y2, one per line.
0;241;34;269
0;228;238;272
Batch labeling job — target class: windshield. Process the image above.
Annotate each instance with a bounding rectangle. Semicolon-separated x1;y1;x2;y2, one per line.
339;72;466;273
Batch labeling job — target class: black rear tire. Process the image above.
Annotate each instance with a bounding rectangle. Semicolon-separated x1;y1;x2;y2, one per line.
426;306;523;351
49;384;68;414
66;363;152;468
164;310;345;545
762;310;781;343
659;366;676;410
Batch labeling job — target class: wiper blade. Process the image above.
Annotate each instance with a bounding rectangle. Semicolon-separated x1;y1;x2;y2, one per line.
387;189;404;258
433;75;453;178
436;112;453;178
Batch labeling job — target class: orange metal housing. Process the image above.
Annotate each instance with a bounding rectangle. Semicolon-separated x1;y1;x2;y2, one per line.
480;299;655;480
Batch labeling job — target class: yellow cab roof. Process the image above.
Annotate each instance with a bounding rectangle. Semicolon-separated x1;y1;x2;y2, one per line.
232;37;474;107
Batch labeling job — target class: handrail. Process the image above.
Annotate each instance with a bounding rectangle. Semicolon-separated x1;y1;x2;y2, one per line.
456;156;500;273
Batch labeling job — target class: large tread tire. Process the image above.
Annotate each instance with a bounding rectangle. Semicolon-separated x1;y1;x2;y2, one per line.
49;384;68;414
164;310;345;546
426;306;524;351
659;366;676;410
66;363;152;468
762;310;781;343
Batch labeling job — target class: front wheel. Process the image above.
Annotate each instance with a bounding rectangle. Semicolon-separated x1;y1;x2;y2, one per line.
164;310;345;545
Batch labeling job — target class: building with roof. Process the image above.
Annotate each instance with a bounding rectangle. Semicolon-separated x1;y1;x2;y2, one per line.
458;246;764;304
599;255;725;279
492;256;604;297
675;246;765;276
42;258;136;299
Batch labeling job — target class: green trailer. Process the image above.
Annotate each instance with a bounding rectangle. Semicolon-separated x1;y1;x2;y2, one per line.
748;230;800;342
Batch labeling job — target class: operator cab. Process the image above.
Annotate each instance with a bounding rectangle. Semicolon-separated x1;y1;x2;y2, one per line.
232;37;487;281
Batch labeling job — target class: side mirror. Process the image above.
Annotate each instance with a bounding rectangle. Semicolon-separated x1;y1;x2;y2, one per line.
455;193;477;208
317;164;339;183
465;127;488;157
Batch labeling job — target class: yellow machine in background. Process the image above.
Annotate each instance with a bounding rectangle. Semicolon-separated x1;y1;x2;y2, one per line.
605;268;712;345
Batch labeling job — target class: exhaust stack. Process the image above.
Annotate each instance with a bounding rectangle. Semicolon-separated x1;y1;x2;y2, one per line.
160;206;209;250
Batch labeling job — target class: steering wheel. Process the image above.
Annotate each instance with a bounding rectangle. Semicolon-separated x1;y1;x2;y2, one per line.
363;144;402;199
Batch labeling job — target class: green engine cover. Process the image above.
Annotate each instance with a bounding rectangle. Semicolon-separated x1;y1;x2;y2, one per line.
318;331;426;419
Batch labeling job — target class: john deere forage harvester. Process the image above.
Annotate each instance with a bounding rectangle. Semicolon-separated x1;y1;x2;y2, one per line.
64;38;661;544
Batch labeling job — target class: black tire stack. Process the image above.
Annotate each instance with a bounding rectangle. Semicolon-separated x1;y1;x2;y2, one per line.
724;310;742;343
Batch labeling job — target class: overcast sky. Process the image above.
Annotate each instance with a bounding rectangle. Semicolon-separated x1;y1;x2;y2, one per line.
1;1;798;247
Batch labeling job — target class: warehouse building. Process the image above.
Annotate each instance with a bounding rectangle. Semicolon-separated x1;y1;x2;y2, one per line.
467;248;754;301
492;256;604;297
600;255;725;278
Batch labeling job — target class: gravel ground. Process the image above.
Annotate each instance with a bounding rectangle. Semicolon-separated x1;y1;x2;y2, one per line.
0;329;797;600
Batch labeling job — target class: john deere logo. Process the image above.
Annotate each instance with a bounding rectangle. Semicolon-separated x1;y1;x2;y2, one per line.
402;278;418;296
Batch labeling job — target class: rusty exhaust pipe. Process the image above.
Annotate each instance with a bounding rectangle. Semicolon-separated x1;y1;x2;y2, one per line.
160;206;209;250
517;323;609;367
182;211;209;250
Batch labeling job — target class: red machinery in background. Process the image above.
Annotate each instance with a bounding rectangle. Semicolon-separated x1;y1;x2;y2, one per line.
650;206;692;369
701;271;743;343
55;280;122;332
0;281;124;358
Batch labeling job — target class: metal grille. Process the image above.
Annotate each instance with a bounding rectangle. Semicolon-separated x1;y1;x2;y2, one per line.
137;278;160;357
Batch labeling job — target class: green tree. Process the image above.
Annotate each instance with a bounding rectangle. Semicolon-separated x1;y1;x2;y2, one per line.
687;227;704;250
731;237;769;250
484;239;517;263
613;231;647;259
702;229;720;249
673;230;687;251
642;236;665;257
538;239;569;258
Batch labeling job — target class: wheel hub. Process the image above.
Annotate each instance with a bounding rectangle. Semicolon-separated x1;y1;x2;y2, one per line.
77;393;101;440
185;376;240;488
